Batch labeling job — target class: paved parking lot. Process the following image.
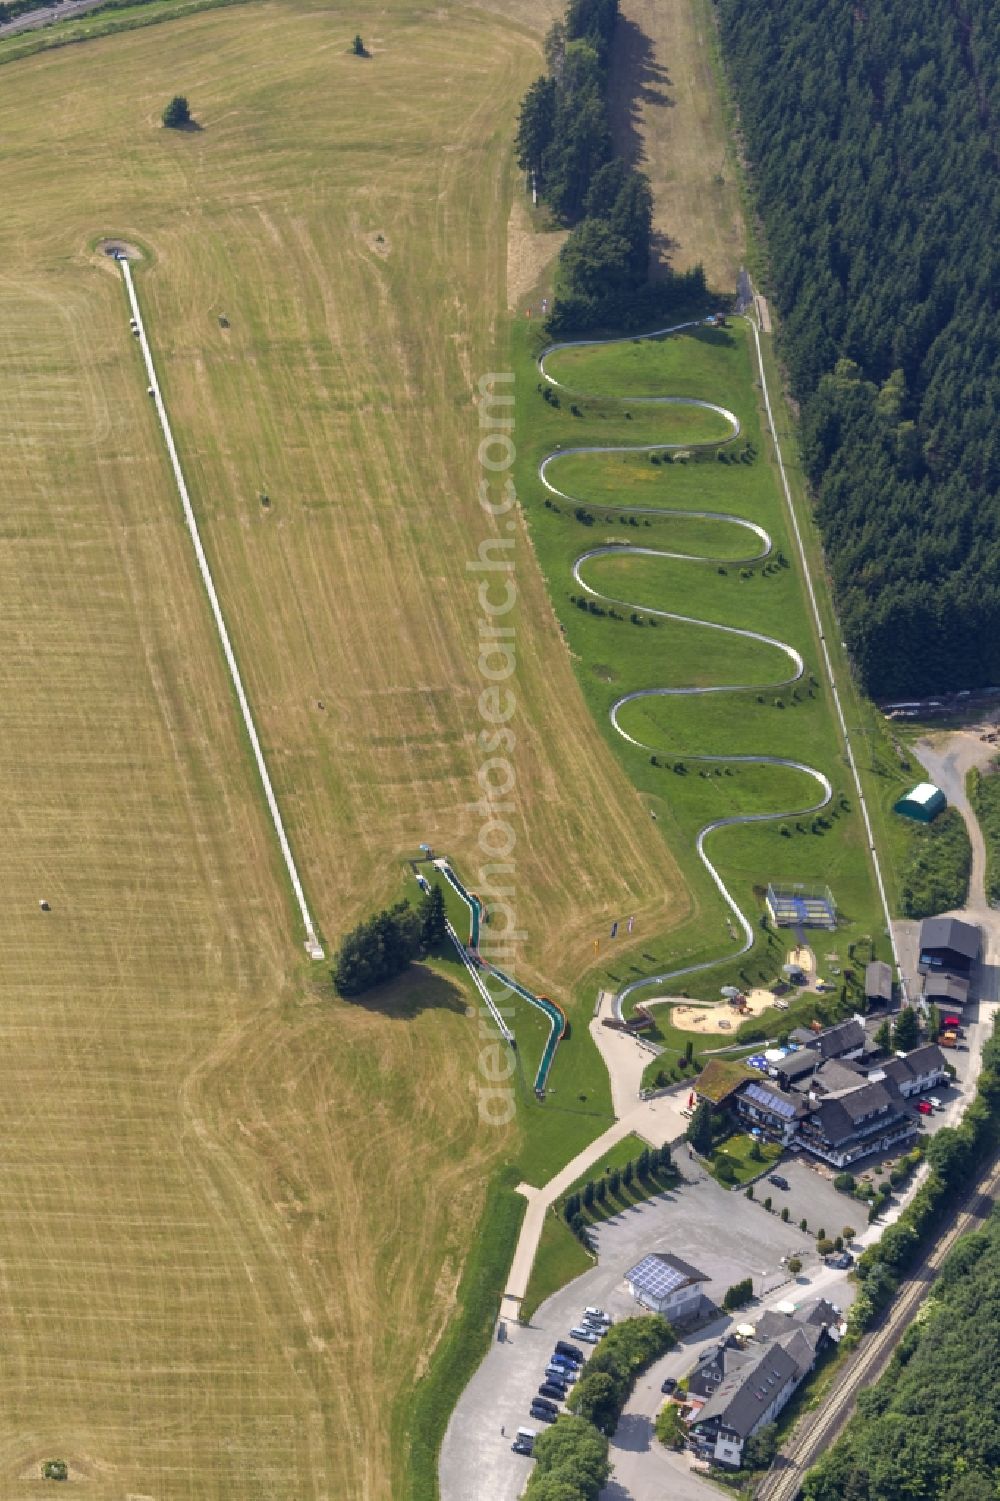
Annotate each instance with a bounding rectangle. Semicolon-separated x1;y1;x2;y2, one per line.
439;1160;852;1501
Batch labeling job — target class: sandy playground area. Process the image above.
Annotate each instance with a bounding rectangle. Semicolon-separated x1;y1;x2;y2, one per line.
650;947;818;1034
666;988;778;1034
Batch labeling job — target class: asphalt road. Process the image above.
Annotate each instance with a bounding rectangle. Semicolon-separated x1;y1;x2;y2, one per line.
0;0;108;37
440;1160;849;1501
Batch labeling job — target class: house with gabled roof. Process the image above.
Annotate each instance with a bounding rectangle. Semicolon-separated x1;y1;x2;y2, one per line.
687;1328;815;1467
625;1252;707;1320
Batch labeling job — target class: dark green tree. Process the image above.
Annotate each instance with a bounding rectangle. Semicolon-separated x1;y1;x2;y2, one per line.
515;75;557;183
162;95;191;128
686;1100;713;1156
893;1006;920;1052
332;900;422;996
873;1019;892;1054
419;884;447;949
352;33;366;56
744;1423;778;1470
568;1368;621;1434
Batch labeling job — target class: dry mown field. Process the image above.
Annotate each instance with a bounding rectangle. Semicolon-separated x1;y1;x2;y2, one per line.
0;0;689;1494
609;0;745;289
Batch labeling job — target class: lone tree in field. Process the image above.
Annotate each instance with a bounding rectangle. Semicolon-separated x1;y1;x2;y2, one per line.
352;33;367;56
162;95;191;129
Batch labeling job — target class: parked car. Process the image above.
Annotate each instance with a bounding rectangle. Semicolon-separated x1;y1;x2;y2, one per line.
570;1326;600;1343
554;1341;583;1360
550;1352;579;1369
584;1306;606;1321
512;1426;537;1456
584;1311;611;1328
927;1096;943;1110
661;1377;678;1395
529;1403;557;1423
546;1363;577;1383
917;1100;933;1115
538;1382;567;1401
768;1173;790;1190
825;1251;853;1270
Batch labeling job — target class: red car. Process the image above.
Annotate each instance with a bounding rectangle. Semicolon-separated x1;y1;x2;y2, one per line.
917;1100;933;1115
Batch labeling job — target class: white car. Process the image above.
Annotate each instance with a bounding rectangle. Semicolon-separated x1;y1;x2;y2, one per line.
570;1326;600;1344
928;1096;943;1110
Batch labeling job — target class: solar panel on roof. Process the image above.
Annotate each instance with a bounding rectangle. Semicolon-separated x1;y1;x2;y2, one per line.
744;1082;797;1119
628;1255;689;1298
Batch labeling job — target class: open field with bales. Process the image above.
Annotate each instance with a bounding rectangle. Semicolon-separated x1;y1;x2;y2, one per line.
0;0;704;1494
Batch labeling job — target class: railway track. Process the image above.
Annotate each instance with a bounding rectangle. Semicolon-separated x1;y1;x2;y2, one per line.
757;1154;1000;1501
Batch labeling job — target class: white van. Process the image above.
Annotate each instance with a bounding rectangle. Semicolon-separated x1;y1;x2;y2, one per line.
512;1426;537;1456
584;1306;606;1320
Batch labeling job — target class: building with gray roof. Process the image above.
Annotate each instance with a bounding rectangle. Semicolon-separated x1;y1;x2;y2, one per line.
625;1252;707;1319
688;1327;818;1468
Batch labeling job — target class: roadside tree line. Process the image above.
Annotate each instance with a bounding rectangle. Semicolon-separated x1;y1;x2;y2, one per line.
563;1141;673;1239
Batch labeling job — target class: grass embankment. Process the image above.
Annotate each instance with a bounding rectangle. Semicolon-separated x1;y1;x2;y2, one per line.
606;0;746;290
516;317;886;1026
521;1134;679;1320
521;1216;595;1325
969;758;1000;906
403;1172;526;1501
709;1131;782;1186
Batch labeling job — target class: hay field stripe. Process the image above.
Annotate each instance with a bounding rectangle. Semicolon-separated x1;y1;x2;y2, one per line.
121;256;323;961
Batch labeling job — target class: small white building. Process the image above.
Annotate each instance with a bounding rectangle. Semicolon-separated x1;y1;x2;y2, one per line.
625;1252;707;1319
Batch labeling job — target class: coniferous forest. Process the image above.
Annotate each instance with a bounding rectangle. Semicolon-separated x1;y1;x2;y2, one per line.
716;0;1000;697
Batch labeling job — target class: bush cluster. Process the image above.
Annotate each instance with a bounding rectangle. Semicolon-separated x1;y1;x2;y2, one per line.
567;1316;675;1434
523;1415;609;1500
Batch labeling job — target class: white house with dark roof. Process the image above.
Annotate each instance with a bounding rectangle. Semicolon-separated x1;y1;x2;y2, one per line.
688;1329;815;1467
625;1252;707;1319
686;1300;839;1467
871;1043;949;1099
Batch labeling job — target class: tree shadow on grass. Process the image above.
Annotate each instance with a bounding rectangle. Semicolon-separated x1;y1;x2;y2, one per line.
608;16;673;171
346;963;469;1020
